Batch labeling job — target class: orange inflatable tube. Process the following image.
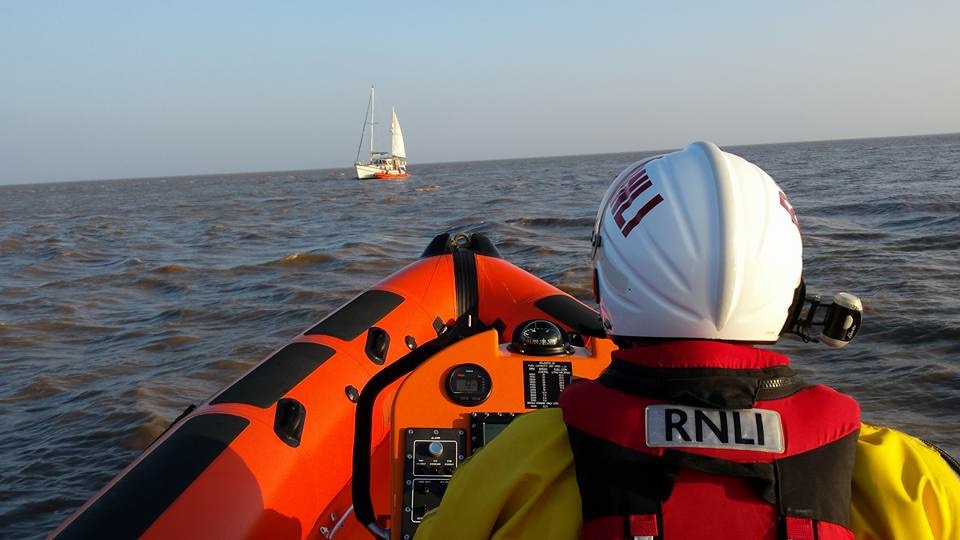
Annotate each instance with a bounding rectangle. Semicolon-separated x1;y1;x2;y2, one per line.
50;233;613;540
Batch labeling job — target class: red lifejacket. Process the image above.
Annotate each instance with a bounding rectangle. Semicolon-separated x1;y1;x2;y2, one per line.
559;341;860;540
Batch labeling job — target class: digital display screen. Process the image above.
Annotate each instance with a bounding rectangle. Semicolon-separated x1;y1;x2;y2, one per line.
453;378;479;393
483;423;509;443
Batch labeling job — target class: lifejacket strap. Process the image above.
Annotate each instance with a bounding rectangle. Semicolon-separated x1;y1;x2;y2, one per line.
629;514;659;540
775;430;859;528
784;516;816;540
566;425;859;537
660;450;776;503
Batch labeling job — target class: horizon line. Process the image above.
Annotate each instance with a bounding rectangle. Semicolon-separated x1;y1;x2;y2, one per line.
4;130;958;188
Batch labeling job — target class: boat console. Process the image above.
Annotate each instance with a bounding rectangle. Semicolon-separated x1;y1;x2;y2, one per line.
351;320;613;540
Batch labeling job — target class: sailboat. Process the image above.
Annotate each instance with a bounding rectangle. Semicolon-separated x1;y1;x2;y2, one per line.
354;87;408;180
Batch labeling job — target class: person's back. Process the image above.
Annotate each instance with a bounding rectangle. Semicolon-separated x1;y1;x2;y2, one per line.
560;340;859;539
415;409;959;539
416;142;960;540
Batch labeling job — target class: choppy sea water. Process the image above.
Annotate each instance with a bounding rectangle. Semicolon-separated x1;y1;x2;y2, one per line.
1;134;958;538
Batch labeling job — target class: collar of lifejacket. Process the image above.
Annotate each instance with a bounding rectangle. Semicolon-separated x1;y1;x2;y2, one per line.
612;340;789;369
600;340;806;409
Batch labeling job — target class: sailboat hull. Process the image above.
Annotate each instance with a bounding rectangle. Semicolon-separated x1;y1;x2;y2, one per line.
356;160;408;180
354;164;381;180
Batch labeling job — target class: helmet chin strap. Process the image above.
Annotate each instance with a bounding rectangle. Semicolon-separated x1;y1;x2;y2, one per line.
781;278;863;348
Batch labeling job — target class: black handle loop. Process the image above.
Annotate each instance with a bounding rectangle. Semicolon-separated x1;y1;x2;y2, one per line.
351;315;485;538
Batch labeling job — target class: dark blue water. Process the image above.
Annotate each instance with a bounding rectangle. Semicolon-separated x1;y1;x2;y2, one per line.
1;134;958;538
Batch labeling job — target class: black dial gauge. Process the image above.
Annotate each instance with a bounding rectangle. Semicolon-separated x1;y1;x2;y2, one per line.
444;364;492;406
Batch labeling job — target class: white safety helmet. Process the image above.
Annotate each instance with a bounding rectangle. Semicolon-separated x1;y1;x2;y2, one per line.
591;141;802;342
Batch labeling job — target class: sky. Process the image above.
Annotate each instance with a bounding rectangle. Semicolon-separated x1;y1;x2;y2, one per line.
1;1;958;185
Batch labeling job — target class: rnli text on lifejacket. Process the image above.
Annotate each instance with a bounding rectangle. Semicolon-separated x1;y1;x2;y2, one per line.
644;404;785;453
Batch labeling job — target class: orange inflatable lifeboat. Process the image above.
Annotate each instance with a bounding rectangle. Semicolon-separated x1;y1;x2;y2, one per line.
51;232;615;540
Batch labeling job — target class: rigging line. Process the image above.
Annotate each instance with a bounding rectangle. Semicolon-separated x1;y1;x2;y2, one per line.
354;90;372;163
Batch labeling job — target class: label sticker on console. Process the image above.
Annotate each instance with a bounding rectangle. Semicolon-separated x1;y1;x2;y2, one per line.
645;404;785;453
523;361;572;408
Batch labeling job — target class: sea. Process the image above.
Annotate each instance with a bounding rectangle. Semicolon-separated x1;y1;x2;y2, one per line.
1;134;958;538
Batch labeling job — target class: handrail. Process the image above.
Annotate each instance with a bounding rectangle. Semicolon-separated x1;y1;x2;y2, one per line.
351;315;484;539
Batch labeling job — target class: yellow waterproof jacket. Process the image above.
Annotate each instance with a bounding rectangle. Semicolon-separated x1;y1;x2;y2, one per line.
415;408;960;540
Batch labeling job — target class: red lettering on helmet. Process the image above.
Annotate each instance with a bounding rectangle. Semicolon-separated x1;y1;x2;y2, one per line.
779;192;799;228
612;178;653;228
621;194;664;237
611;166;649;215
609;166;664;237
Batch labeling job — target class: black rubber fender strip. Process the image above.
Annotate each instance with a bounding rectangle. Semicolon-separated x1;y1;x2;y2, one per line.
305;290;404;341
452;248;479;320
54;414;249;540
211;342;335;407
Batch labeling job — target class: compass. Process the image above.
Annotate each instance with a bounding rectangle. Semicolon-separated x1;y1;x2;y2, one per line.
510;320;572;356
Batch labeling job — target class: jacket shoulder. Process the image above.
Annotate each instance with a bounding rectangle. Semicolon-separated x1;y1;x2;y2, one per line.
852;423;960;540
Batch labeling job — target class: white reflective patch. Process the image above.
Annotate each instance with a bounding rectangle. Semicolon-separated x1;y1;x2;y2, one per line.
645;404;784;453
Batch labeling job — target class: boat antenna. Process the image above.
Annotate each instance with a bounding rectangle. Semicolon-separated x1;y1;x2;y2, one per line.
354;86;373;163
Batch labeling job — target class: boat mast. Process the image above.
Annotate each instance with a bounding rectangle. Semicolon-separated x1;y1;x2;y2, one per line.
369;86;375;161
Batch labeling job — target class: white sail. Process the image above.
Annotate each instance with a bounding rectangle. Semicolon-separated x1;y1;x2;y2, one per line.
391;107;406;159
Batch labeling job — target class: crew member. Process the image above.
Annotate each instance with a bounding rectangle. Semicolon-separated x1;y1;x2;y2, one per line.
416;142;960;540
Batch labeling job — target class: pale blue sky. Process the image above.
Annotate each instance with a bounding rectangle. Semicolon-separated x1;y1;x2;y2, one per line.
1;1;958;185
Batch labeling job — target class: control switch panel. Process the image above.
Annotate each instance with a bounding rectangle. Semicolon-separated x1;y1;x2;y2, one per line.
400;427;467;539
